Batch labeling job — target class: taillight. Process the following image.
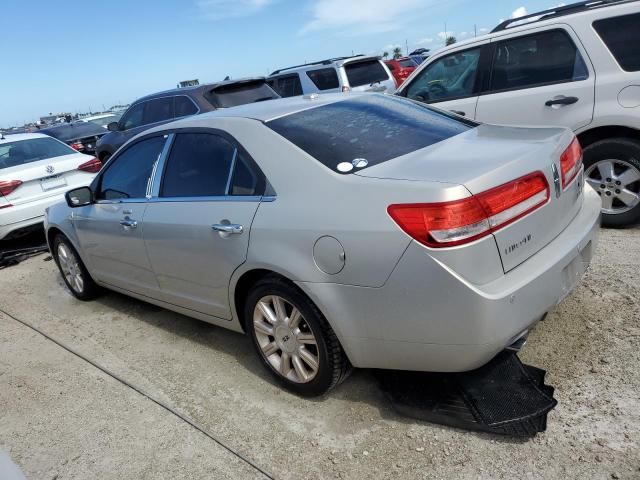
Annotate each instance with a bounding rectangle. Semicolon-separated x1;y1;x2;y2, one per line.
560;137;582;189
0;180;23;197
78;157;102;173
388;172;550;248
70;142;84;151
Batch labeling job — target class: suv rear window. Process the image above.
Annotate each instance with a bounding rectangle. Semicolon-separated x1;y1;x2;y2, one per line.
205;81;279;108
593;13;640;72
344;60;390;87
306;68;340;90
266;95;473;174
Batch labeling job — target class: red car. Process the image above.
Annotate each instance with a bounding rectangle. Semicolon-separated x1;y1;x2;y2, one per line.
384;58;418;87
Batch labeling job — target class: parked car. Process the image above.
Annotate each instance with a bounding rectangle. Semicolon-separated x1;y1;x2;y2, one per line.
0;133;100;240
39;121;106;155
268;55;395;98
95;78;279;162
79;113;122;129
385;57;419;87
397;0;640;227
46;93;600;396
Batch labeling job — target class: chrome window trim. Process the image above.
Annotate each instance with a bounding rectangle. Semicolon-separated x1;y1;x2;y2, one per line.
148;195;266;203
150;134;175;198
224;148;239;195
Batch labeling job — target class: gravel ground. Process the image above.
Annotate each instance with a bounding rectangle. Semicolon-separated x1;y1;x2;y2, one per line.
0;227;638;479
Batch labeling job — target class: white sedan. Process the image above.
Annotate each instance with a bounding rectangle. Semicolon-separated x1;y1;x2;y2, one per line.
0;133;101;240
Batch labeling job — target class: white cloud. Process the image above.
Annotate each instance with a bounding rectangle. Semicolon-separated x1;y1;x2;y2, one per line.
511;6;528;18
301;0;433;34
197;0;274;20
416;37;434;45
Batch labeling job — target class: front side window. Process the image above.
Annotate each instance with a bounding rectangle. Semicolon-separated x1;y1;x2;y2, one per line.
97;136;166;200
143;97;174;125
344;59;390;87
405;47;481;103
593;13;640;72
306;68;340;90
0;137;76;170
490;29;588;91
161;133;235;198
120;103;145;130
174;96;199;118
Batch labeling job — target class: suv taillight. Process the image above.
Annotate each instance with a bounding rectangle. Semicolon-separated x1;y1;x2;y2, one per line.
388;172;550;248
70;142;84;151
0;180;23;197
78;157;102;173
560;137;582;189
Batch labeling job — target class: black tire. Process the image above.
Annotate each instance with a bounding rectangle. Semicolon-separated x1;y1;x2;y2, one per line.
583;138;640;228
53;235;101;301
244;275;351;397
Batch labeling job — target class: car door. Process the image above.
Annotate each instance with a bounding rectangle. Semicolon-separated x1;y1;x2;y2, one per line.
399;45;486;119
143;131;265;319
117;97;176;144
475;26;595;130
72;134;169;297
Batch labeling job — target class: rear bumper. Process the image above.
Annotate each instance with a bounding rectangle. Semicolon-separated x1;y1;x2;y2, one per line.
0;195;67;240
299;186;601;372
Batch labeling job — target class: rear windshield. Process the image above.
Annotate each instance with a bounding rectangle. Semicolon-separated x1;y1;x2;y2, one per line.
0;137;76;170
205;81;280;108
266;94;473;174
40;122;105;141
344;60;390;87
399;59;416;68
593;13;640;72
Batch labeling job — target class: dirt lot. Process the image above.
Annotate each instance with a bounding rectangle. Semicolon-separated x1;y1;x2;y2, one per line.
0;228;638;480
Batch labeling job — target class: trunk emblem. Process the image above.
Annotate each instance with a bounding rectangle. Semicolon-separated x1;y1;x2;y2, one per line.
551;163;561;198
46;165;55;174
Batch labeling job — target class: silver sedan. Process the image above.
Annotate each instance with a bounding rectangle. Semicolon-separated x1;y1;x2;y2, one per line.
45;93;601;396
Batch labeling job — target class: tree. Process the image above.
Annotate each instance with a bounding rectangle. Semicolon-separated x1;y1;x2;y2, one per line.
446;36;457;46
392;47;403;59
382;51;389;59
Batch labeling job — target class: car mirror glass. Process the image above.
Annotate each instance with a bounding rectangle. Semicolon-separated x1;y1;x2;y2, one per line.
107;122;120;132
65;187;93;208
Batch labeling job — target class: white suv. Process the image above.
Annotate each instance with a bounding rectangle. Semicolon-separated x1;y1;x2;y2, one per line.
268;55;395;98
398;0;640;227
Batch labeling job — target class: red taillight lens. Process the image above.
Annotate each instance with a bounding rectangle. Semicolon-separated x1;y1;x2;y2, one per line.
70;142;83;151
0;180;23;197
388;172;550;248
78;157;102;173
560;137;582;189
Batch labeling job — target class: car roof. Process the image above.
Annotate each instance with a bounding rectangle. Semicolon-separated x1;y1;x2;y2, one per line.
134;77;269;104
0;133;49;144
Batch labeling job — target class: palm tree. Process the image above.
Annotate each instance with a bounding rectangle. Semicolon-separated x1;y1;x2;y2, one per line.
392;47;403;59
382;51;389;59
446;36;457;46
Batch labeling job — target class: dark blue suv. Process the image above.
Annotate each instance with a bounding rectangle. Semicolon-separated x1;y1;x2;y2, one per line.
96;78;279;162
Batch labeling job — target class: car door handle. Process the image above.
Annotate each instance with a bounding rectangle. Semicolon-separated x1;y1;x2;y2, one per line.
545;96;579;107
119;219;138;229
450;110;466;116
212;223;243;235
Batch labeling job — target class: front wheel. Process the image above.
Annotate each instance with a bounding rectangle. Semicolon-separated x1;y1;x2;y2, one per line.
583;138;640;228
245;276;351;396
53;235;100;300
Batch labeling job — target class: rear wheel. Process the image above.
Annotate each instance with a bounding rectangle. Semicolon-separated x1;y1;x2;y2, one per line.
53;235;100;300
583;138;640;228
245;276;351;396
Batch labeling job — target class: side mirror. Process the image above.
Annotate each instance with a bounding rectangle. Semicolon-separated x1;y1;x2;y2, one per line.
107;122;120;132
65;186;93;208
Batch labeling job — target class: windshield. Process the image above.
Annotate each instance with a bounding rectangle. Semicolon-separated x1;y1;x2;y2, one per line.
0;137;76;170
266;94;474;174
205;81;280;108
344;60;390;87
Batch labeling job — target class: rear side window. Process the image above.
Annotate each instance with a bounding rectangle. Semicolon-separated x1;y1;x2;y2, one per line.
490;29;588;91
143;97;174;125
306;68;339;90
161;133;235;198
266;95;472;174
268;74;303;98
230;152;266;196
98;136;166;200
205;81;279;108
0;138;76;170
174;96;199;117
344;60;390;87
593;13;640;72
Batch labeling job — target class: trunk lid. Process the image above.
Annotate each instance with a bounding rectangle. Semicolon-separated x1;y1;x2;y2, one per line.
357;123;583;272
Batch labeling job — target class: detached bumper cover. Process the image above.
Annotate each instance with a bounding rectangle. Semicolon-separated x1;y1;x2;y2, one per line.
300;186;601;372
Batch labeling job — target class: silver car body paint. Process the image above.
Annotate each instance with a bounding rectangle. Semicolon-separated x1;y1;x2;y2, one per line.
45;93;601;373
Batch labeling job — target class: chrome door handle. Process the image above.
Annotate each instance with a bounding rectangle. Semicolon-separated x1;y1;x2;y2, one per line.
120;219;138;230
212;223;243;235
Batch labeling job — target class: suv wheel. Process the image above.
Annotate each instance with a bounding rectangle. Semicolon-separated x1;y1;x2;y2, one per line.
584;138;640;228
245;276;351;396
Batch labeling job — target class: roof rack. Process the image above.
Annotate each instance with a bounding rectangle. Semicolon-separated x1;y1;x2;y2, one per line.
271;55;365;76
491;0;633;32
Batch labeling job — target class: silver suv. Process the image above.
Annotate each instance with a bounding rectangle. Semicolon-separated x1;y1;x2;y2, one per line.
268;55;395;97
398;0;640;227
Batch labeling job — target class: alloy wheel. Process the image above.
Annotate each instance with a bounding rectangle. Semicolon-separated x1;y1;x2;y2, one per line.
585;159;640;215
253;295;320;384
57;243;84;294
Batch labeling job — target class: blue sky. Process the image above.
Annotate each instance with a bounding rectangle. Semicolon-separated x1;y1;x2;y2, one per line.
0;0;553;127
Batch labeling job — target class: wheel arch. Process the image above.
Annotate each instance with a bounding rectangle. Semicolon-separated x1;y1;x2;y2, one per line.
577;125;640;149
